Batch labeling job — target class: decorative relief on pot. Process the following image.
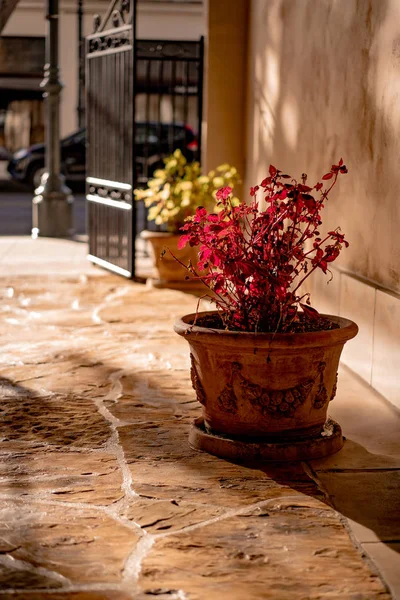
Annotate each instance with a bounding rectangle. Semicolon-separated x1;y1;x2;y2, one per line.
216;362;241;414
217;384;238;414
312;361;328;409
216;362;317;419
190;353;206;406
330;372;338;402
238;374;314;418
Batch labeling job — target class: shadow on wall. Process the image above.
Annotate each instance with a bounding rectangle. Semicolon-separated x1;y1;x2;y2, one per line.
246;1;400;545
247;0;400;294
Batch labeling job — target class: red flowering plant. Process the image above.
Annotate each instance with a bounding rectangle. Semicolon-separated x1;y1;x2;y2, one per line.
177;159;348;333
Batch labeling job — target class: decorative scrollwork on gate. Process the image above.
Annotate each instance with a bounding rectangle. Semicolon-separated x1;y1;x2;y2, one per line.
135;40;202;60
88;30;131;55
93;0;133;34
87;182;131;203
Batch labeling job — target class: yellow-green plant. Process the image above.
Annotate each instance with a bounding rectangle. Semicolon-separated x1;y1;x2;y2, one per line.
134;149;240;233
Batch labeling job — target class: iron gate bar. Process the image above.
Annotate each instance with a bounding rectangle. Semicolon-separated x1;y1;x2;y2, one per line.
130;1;137;277
86;176;132;190
86;1;135;278
88;255;132;278
197;36;204;161
87;196;132;210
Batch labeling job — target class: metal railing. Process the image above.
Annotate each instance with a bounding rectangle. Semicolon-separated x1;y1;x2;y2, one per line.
134;37;203;235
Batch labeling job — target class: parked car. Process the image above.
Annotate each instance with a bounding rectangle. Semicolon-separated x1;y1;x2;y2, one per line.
7;123;199;190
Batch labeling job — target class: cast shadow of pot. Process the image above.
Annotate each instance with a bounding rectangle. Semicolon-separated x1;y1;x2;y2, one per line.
258;437;400;553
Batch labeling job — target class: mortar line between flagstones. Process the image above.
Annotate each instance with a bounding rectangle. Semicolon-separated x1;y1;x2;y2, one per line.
91;286;130;325
94;370;308;593
89;367;290;586
92;365;333;589
0;584;139;596
0;491;332;531
5;378;395;595
0;488;332;595
89;366;357;590
120;492;333;589
92;372;140;502
0;585;186;600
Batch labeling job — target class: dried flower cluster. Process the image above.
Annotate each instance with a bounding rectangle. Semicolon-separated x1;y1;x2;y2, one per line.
178;160;348;332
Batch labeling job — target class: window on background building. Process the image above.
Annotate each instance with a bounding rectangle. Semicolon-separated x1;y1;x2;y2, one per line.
0;36;45;152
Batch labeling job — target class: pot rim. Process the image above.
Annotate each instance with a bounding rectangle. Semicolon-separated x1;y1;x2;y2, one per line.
174;310;358;349
140;230;180;239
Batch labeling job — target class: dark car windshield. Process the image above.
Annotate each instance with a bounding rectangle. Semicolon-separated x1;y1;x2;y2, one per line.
61;123;196;148
62;129;85;146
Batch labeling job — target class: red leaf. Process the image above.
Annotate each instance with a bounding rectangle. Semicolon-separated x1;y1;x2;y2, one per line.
216;186;232;201
250;185;259;197
178;234;190;249
319;260;328;273
322;172;333;180
300;303;320;319
198;246;212;260
217;229;232;239
269;165;277;177
303;197;316;211
339;158;343;166
193;207;207;222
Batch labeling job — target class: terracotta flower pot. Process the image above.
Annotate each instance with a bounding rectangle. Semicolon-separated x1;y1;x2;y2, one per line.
140;230;205;290
174;311;358;460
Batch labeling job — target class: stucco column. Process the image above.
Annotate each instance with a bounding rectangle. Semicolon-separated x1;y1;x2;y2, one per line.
32;0;74;238
202;0;249;194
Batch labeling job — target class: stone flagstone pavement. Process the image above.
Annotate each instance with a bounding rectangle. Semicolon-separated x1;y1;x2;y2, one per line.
0;257;399;598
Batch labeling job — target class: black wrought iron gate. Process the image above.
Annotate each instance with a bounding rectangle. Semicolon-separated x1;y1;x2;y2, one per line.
86;0;204;278
86;0;135;277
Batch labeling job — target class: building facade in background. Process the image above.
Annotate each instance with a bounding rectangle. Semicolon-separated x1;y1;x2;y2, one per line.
0;0;204;151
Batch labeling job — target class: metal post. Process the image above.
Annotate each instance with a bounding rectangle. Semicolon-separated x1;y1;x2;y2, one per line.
77;0;84;128
32;0;74;238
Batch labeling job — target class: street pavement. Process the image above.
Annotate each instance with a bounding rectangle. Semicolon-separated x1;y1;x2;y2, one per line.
0;178;93;276
0;178;86;236
0;178;154;278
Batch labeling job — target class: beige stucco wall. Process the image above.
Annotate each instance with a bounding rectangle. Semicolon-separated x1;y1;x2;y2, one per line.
203;0;248;188
137;1;204;40
246;0;400;295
